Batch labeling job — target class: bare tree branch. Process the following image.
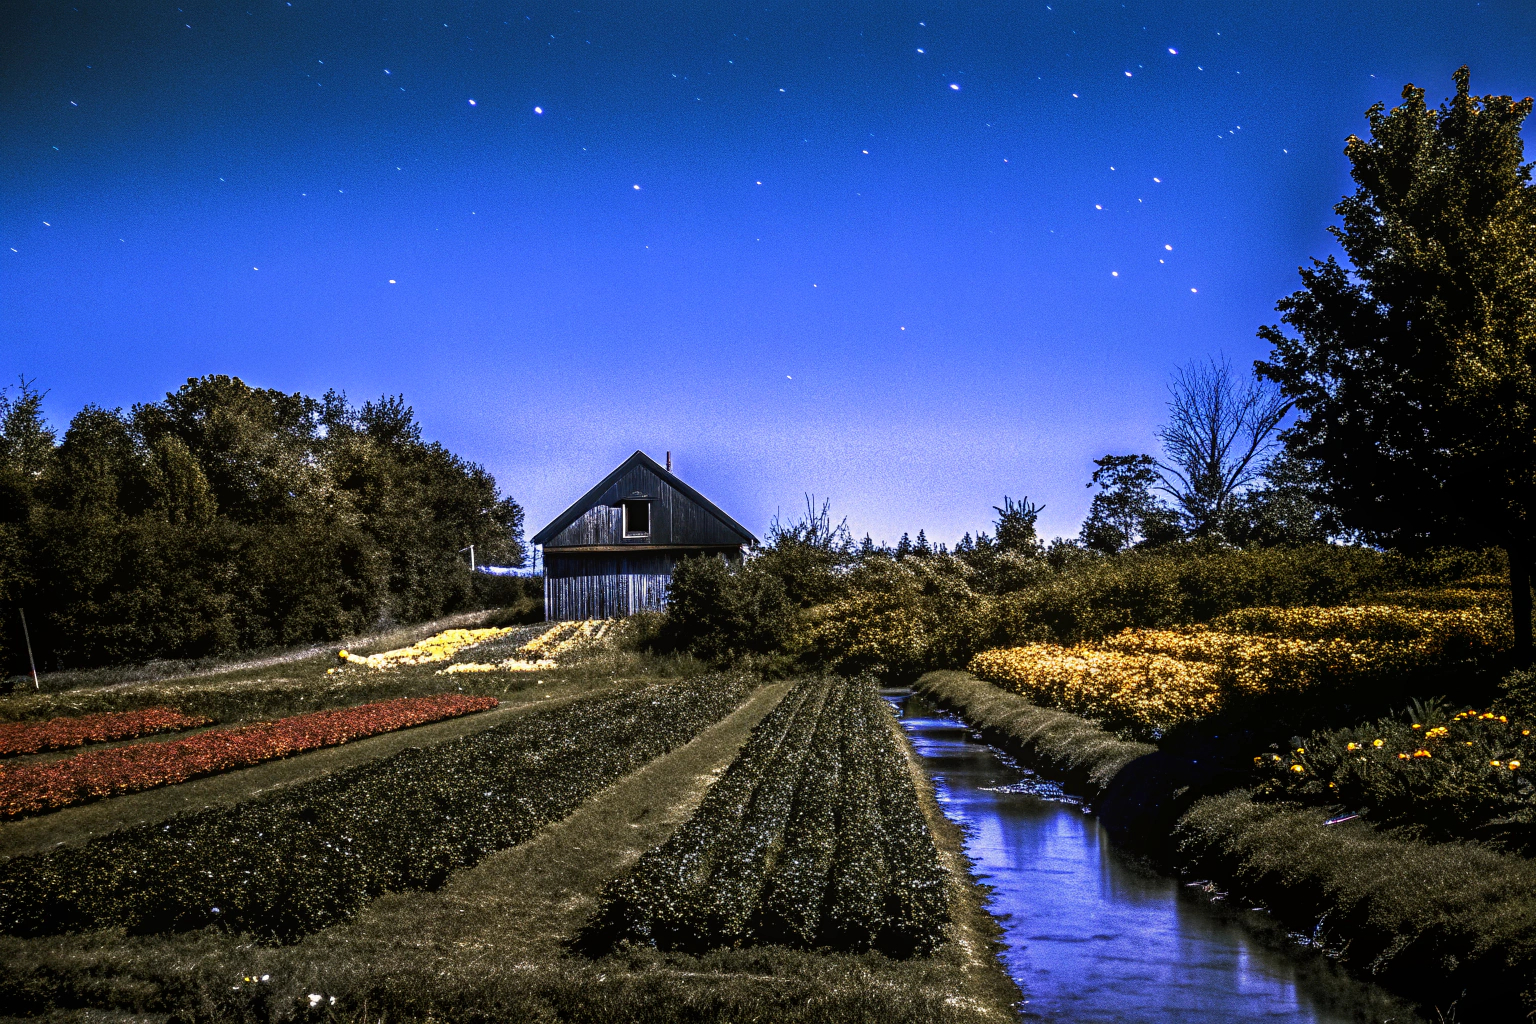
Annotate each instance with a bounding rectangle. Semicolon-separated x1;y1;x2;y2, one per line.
1155;355;1291;537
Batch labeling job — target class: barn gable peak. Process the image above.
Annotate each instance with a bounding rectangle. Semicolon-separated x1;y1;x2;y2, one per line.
531;450;756;547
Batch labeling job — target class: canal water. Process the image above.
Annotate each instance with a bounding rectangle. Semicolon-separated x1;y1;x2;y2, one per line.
889;690;1424;1024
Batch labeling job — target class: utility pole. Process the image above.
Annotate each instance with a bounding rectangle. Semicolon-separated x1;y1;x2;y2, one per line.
19;608;39;691
459;545;476;571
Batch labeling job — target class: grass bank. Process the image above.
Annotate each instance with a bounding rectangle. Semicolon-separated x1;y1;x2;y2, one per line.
915;669;1536;1021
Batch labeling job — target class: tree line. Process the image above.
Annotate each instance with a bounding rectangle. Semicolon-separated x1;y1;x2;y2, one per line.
0;375;524;676
652;67;1534;669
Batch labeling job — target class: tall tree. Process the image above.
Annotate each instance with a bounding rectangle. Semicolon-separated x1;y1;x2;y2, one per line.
992;496;1044;555
1080;454;1183;553
1156;356;1290;538
1258;68;1536;663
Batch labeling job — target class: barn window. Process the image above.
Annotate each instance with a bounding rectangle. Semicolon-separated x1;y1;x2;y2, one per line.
623;500;651;538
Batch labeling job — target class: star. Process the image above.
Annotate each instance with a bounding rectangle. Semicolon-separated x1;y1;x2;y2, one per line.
949;83;960;90
534;106;543;114
468;99;476;106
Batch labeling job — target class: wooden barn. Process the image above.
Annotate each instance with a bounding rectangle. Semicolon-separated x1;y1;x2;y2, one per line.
532;450;757;620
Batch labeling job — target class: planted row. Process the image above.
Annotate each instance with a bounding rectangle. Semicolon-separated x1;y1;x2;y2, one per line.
0;693;499;818
0;707;211;757
0;676;754;941
588;676;949;957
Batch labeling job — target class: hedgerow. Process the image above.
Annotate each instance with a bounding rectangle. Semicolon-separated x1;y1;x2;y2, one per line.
588;676;948;956
0;676;754;942
0;693;498;817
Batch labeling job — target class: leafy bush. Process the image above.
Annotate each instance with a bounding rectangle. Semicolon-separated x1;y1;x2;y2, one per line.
1253;704;1536;849
0;693;498;817
587;676;948;956
0;676;753;941
656;554;794;664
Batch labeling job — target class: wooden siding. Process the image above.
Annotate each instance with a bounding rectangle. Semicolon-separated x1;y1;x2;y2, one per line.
543;549;740;621
543;462;747;549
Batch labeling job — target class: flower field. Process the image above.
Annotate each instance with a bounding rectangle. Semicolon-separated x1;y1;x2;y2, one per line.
588;676;949;956
0;693;497;818
439;620;615;674
1254;706;1536;847
969;604;1513;733
0;707;211;757
337;626;521;669
0;676;754;941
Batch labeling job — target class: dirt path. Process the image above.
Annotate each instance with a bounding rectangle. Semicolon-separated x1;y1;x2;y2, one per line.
301;680;794;969
0;678;615;861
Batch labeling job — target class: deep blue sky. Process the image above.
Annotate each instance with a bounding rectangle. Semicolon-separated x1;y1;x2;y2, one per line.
4;2;1533;546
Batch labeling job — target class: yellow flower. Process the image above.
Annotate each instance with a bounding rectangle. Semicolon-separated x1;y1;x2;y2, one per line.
1411;724;1422;730
1510;760;1521;770
1413;749;1431;758
1491;760;1503;767
1373;739;1384;747
1398;752;1410;760
1346;742;1358;751
1290;764;1305;773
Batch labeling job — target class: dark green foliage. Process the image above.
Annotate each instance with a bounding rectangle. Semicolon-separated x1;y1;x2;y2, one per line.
1079;454;1179;554
1177;792;1536;1021
1256;67;1536;660
0;376;525;674
1254;703;1536;850
0;676;752;942
657;553;794;663
1220;452;1350;548
588;677;949;956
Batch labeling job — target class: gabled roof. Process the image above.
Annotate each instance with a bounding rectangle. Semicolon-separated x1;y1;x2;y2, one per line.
531;450;758;546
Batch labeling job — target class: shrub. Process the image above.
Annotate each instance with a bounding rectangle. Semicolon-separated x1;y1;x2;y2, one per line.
0;676;753;941
658;554;794;663
587;676;948;956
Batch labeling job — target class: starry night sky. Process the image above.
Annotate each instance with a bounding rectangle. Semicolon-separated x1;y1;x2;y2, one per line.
4;2;1533;546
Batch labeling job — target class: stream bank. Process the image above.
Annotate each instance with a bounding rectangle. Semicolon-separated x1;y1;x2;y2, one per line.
912;670;1536;1021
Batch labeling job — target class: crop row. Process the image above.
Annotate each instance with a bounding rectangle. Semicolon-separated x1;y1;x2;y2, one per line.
589;676;949;957
0;693;498;818
0;707;211;757
970;604;1514;733
0;675;754;941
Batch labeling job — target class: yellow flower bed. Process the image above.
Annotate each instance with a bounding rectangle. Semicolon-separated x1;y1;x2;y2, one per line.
338;627;520;670
432;620;615;675
1210;604;1511;649
970;603;1512;731
968;644;1223;731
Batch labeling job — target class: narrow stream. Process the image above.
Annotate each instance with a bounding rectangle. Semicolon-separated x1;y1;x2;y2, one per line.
888;690;1424;1024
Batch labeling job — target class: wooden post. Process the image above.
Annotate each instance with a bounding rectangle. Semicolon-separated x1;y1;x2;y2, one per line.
19;608;39;691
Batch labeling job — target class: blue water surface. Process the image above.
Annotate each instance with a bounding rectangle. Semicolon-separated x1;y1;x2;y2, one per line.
889;691;1423;1024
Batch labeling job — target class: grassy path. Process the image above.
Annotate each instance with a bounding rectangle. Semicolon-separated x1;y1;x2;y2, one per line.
0;678;619;861
302;680;797;968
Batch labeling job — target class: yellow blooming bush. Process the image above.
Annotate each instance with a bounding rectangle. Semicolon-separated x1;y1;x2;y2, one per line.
338;627;520;670
968;644;1223;733
969;602;1513;734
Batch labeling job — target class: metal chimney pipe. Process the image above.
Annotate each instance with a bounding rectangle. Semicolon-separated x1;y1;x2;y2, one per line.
666;451;672;472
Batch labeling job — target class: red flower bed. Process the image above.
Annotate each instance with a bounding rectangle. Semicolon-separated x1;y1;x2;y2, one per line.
0;708;213;757
0;693;499;818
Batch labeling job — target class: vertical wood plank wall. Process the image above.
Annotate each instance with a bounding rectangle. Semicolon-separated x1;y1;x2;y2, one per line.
544;572;671;620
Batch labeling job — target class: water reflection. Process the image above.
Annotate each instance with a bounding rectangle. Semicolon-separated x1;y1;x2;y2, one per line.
889;691;1421;1024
